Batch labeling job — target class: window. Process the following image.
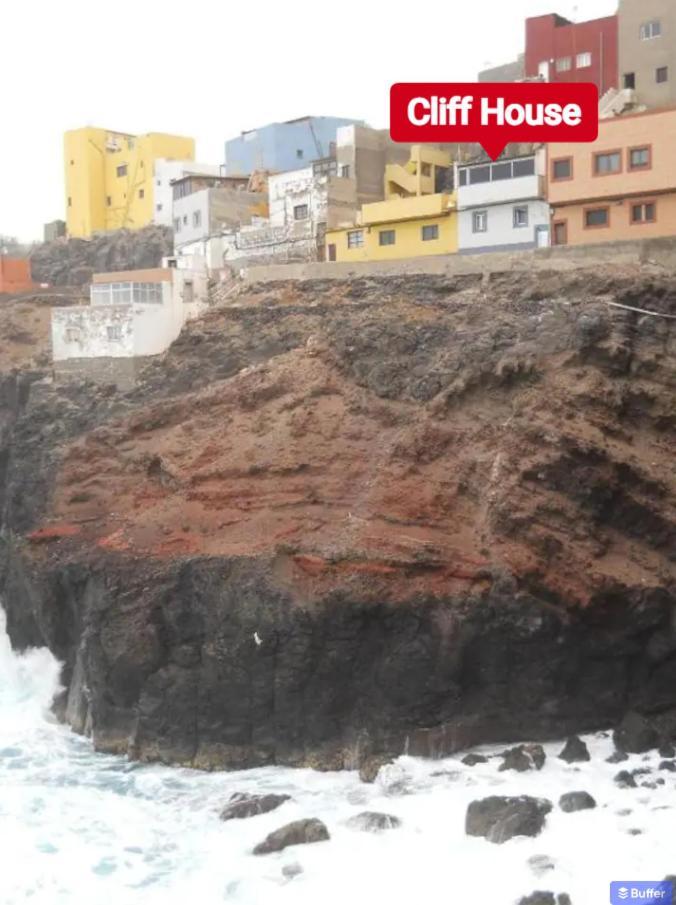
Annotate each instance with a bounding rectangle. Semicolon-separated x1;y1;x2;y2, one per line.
657;66;669;84
65;326;81;343
491;162;512;181
106;196;111;207
512;158;535;178
183;281;194;304
347;230;364;248
513;206;529;228
156;179;161;187
624;72;636;89
629;146;651;170
156;204;163;212
70;159;74;165
182;215;188;226
631;202;656;224
193;210;202;228
139;188;145;199
293;204;309;220
553;221;568;246
107;324;122;342
576;52;592;69
585;207;610;228
379;229;396;246
469;165;491;185
340;165;350;178
116;164;127;178
472;210;488;233
458;169;468;186
552;158;572;180
420;163;431;177
131;282;163;304
68;196;72;207
556;56;572;72
296;149;304;159
421;224;439;241
594;151;621;175
640;20;661;40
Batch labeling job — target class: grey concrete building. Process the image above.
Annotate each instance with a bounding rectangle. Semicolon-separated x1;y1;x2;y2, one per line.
619;0;676;107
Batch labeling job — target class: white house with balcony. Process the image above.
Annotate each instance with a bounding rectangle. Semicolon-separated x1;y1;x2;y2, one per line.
51;265;208;386
456;151;550;254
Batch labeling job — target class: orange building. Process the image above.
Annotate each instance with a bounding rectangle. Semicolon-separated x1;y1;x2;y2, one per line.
547;107;676;246
0;257;35;294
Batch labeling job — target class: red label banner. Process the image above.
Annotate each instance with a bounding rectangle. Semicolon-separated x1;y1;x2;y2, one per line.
390;82;599;159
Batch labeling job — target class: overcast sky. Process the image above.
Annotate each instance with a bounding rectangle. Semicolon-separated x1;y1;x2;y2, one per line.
0;0;615;241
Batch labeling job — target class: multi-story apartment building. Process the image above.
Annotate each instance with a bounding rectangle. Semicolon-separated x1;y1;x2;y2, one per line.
525;12;618;93
224;115;363;176
153;161;222;228
325;147;457;263
457;152;550;254
64;127;195;238
172;173;264;251
548;107;676;246
619;0;676;106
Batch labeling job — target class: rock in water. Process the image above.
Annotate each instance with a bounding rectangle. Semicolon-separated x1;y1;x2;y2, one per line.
281;862;303;880
358;755;391;784
253;818;330;855
606;750;629;764
346;811;401;832
528;854;556;877
613;712;659;754
658;744;676;759
465;796;552;844
614;770;638;789
558;736;590;763
462;753;489;766
500;744;546;772
559;791;597;813
220;792;291;821
659;761;676;772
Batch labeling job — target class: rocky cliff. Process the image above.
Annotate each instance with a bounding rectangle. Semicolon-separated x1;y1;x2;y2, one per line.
1;267;675;770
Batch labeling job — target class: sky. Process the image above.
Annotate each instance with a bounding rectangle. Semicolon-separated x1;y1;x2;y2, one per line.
0;0;616;242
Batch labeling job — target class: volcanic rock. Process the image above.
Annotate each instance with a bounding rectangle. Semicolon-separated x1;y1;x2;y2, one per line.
613;712;659;754
558;736;591;763
220;792;291;821
462;753;489;766
253;818;330;855
345;811;401;832
500;744;546;772
558;791;597;813
465;796;552;843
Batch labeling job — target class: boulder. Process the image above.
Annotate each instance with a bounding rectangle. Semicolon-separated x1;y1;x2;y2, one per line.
462;753;489;766
499;744;546;773
359;754;391;784
613;712;659;754
253;818;330;855
465;796;552;844
559;791;597;813
659;761;676;772
346;811;401;832
220;792;291;821
614;770;638;789
528;854;556;877
606;750;628;764
659;744;676;759
281;862;303;880
557;736;590;763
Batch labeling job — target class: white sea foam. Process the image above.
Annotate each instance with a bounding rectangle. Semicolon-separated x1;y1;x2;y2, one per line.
1;607;674;905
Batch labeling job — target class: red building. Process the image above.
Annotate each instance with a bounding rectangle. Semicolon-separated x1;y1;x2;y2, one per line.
525;13;618;95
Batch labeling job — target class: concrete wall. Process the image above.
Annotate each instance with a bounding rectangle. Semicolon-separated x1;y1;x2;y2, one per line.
54;356;152;390
459;200;551;253
52;304;135;361
619;0;676;107
241;236;676;283
173;187;262;248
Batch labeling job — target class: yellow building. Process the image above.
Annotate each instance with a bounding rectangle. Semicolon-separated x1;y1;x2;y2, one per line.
64;127;195;237
325;146;457;262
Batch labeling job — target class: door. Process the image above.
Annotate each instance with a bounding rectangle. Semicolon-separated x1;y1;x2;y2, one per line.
535;225;550;248
328;243;336;262
183;280;194;304
552;221;568;246
538;60;550;81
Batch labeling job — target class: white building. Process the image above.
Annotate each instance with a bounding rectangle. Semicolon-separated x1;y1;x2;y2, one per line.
456;151;550;254
153;160;222;227
51;265;208;386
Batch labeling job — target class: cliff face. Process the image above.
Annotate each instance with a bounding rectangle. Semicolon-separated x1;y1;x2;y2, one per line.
1;268;675;769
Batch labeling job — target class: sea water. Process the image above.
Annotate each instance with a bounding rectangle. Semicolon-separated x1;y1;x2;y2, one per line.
1;608;674;905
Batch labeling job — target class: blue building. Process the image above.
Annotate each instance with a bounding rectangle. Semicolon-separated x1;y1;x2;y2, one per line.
224;115;363;176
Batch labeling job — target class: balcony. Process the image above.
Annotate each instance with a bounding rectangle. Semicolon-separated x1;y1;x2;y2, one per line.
457;157;544;209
